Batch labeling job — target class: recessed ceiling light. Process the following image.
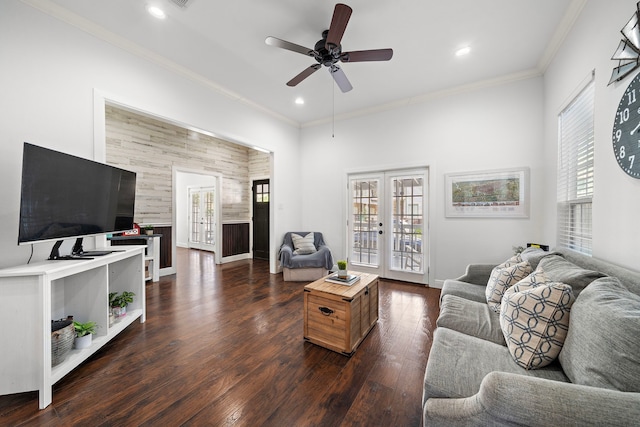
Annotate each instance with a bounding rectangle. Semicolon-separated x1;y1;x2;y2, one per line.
456;46;471;57
147;5;166;19
295;97;305;105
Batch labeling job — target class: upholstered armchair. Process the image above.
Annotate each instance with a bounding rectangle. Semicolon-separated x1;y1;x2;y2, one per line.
279;232;334;281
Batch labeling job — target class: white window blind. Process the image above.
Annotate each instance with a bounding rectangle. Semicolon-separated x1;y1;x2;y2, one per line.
557;77;595;255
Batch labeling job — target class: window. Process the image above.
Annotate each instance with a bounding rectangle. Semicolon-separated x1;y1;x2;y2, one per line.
557;75;595;255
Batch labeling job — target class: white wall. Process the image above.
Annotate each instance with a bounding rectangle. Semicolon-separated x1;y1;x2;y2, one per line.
0;1;301;272
542;0;640;271
300;77;547;285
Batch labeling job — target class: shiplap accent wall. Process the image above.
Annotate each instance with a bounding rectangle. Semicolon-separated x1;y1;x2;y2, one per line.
105;105;269;225
248;149;270;178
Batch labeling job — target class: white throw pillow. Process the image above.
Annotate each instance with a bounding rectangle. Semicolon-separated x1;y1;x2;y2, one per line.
291;232;317;255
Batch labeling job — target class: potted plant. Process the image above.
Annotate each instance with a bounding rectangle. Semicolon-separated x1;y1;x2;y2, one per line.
73;320;97;349
144;224;154;235
337;260;348;278
109;291;135;320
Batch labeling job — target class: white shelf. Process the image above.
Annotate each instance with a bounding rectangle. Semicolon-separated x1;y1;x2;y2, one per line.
50;308;143;384
109;235;160;282
0;246;145;409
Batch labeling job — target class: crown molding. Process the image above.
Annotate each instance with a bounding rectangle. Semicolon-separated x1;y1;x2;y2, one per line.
20;0;299;128
537;0;587;73
21;0;585;131
301;68;542;128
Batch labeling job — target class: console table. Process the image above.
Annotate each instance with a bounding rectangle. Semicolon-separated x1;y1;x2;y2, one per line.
0;246;146;409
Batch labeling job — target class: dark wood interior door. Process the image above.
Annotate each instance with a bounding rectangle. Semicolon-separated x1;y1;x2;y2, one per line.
252;179;270;260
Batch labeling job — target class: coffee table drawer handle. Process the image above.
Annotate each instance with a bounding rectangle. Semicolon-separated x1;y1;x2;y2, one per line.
319;306;334;316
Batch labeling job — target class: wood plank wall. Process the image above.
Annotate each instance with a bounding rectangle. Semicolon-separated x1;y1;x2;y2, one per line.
105;105;270;228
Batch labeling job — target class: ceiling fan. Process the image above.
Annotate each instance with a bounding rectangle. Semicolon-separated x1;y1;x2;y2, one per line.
265;3;393;93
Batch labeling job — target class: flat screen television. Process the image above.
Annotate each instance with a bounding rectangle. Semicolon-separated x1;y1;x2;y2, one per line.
18;142;136;259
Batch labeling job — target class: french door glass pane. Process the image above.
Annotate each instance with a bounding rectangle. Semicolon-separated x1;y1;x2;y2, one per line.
391;176;423;273
204;190;215;245
190;192;200;243
351;179;379;267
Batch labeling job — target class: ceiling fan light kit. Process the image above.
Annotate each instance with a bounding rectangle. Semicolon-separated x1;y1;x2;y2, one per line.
265;3;393;93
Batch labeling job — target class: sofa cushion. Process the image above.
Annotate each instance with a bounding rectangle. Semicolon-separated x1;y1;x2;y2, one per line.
437;295;505;345
558;276;640;392
423;327;568;403
440;279;487;304
290;232;317;255
485;260;532;312
519;247;554;270
537;254;605;297
500;277;575;370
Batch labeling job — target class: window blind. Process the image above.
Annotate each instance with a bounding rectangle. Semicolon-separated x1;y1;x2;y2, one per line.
557;77;595;255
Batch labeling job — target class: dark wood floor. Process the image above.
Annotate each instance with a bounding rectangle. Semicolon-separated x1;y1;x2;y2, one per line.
0;248;440;426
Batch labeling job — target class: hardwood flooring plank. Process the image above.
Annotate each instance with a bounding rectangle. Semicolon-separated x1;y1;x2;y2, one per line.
1;248;440;427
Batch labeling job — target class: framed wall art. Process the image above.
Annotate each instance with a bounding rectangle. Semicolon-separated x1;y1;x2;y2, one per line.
445;167;530;218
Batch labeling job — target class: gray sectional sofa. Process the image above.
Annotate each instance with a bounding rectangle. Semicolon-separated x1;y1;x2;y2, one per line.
423;247;640;426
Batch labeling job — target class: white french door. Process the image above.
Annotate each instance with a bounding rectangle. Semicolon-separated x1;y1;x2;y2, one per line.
348;168;428;284
188;186;216;252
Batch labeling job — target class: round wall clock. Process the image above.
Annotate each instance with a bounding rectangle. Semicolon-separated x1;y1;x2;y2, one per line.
612;72;640;178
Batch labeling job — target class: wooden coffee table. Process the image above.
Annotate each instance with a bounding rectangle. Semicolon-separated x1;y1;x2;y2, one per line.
303;272;379;356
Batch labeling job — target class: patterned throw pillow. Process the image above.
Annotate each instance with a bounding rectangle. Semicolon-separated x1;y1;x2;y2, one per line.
500;277;575;370
291;232;317;255
485;256;532;312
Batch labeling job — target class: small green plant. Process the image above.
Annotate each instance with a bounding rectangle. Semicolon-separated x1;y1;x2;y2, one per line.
109;291;136;308
73;320;97;337
144;224;153;230
337;260;347;271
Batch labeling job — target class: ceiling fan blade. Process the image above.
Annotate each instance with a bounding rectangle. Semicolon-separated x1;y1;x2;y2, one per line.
265;36;316;57
287;64;322;87
329;65;353;93
341;48;393;62
325;3;352;52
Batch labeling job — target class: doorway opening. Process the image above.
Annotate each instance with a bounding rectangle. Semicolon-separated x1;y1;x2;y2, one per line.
175;170;221;263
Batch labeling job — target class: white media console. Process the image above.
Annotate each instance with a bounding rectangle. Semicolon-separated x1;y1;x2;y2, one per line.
0;246;146;409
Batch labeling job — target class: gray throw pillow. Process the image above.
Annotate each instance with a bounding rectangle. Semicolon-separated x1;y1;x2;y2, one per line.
537;254;604;297
520;247;553;270
558;276;640;392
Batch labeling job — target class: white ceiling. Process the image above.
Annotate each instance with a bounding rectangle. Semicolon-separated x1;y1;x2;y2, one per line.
35;0;579;126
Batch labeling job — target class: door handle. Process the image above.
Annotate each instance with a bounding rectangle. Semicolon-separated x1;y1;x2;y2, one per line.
319;307;334;316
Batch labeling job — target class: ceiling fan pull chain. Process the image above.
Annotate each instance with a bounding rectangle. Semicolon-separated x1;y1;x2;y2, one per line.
332;77;335;138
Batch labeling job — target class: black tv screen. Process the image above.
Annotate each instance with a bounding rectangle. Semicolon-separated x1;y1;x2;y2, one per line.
18;143;137;244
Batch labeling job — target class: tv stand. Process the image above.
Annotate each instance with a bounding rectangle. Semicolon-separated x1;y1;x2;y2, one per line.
49;238;117;260
0;246;146;409
71;237;115;257
51;255;94;260
48;240;65;260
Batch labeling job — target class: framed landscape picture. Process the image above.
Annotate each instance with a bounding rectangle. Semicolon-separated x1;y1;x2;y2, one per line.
445;167;529;218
